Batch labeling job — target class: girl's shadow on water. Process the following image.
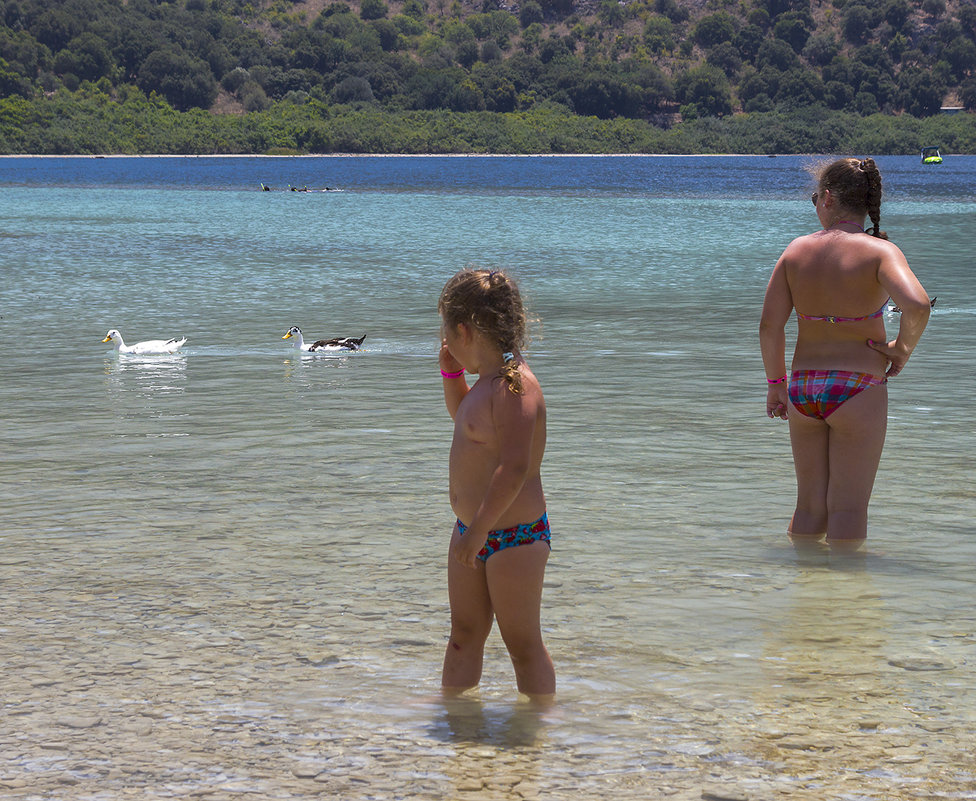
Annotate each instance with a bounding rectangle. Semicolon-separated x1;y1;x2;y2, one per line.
427;694;550;749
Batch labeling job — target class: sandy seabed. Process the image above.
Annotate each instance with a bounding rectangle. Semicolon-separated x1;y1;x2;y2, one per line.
2;155;975;798
1;527;973;801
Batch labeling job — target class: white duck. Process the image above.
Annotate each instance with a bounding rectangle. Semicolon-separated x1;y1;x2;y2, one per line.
102;329;187;354
282;326;366;352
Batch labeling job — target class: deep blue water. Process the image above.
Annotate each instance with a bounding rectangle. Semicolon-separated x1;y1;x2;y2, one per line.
2;154;976;200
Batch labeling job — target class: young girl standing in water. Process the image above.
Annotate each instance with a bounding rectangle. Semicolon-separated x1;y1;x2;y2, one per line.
437;269;555;699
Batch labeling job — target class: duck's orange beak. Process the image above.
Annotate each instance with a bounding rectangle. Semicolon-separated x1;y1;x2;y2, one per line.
282;332;293;340
102;336;112;342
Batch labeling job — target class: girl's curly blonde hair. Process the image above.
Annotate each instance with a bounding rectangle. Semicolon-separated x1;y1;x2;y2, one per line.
438;268;527;394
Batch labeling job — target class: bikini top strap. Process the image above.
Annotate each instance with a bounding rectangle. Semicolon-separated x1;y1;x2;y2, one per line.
867;299;889;318
796;299;889;323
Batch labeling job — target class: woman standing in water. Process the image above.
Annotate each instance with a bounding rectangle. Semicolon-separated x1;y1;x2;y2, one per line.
760;158;931;546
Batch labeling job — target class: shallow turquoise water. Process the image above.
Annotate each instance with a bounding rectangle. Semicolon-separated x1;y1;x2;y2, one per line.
0;156;973;799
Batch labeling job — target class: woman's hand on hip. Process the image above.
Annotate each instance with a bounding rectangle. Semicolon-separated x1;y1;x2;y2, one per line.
867;338;909;378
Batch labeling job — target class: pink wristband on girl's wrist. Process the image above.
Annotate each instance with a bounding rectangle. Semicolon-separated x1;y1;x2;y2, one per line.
767;375;787;384
441;368;465;379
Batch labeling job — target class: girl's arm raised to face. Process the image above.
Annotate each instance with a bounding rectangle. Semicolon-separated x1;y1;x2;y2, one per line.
440;340;469;419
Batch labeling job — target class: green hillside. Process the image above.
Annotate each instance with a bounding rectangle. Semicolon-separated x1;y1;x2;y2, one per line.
2;0;975;153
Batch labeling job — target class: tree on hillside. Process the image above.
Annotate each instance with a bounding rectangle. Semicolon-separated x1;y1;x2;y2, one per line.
0;56;33;97
773;12;812;54
520;2;544;28
331;75;374;103
960;5;976;38
31;7;84;53
943;37;976;82
802;32;839;66
884;0;912;31
675;64;732;117
567;72;642;118
360;0;389;21
733;25;764;62
655;0;689;24
644;16;676;55
628;61;673;112
707;42;743;78
756;39;799;72
538;0;574;19
898;66;946;115
774;68;824;109
53;33;113;83
472;64;517;111
694;12;737;49
824;79;854;110
960;76;976;110
404;67;464;109
843;5;881;45
137;47;217;111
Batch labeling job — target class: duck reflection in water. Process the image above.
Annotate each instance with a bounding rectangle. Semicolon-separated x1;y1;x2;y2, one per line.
104;352;187;399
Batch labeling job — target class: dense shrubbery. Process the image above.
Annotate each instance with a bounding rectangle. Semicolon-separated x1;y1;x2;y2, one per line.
3;88;976;155
1;0;975;153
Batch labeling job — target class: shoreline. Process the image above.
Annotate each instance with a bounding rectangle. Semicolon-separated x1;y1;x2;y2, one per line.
0;152;806;158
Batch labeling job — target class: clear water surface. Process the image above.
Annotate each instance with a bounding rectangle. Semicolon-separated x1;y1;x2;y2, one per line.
0;155;973;800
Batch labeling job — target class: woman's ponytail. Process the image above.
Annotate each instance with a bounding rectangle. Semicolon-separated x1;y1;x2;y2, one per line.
860;158;888;240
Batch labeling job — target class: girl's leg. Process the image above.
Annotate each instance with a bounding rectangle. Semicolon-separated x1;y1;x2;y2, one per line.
824;385;887;542
441;525;494;692
787;404;830;537
486;541;555;697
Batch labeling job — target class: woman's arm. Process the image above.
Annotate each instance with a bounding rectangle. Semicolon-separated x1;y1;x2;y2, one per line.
869;243;931;377
759;255;794;419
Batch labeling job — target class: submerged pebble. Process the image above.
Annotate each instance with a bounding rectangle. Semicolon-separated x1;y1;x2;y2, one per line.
888;656;955;671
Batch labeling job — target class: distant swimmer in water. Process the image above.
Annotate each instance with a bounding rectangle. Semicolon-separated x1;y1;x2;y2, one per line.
261;183;271;191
